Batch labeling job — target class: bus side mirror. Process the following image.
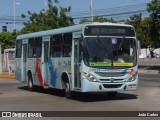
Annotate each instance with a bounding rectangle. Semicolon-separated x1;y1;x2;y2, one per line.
137;40;141;57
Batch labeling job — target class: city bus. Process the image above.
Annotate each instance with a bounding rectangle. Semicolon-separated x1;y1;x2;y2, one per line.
15;22;138;98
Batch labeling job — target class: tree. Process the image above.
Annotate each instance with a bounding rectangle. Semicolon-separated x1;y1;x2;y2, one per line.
0;31;16;52
20;0;74;34
126;11;159;57
79;17;114;24
139;18;151;48
125;14;156;57
127;14;142;30
147;0;160;48
125;14;144;45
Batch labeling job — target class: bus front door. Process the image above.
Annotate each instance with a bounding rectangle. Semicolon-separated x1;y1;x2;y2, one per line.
22;44;27;82
42;40;50;86
74;39;81;89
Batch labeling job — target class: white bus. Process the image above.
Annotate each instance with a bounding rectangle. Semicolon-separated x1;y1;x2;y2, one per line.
15;22;138;98
3;48;15;73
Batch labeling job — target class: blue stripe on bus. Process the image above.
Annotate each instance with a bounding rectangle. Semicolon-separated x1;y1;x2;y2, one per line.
48;58;56;87
123;68;129;75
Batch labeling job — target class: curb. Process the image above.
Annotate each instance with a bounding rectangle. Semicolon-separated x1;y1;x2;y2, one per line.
0;74;16;79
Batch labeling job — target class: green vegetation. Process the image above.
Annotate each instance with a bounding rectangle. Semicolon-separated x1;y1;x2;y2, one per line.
125;0;160;54
20;0;74;34
0;30;16;52
79;17;114;24
147;0;160;48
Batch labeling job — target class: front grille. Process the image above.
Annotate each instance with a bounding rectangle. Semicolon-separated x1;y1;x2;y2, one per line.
95;72;126;77
103;84;122;88
99;79;124;82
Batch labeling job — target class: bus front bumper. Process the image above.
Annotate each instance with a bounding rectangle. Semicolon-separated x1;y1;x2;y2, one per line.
81;78;138;92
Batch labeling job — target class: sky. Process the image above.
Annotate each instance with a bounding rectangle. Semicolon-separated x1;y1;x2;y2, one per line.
0;0;152;32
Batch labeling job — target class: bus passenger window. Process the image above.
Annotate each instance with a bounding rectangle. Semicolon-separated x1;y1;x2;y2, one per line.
63;33;72;57
63;46;71;57
16;40;22;58
35;37;42;58
51;35;62;57
28;37;42;58
52;46;61;57
28;38;34;58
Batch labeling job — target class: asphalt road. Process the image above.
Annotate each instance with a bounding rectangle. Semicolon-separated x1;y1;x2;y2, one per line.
0;74;160;120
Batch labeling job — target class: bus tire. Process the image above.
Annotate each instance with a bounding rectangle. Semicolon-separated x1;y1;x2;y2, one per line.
64;82;72;99
107;92;117;97
28;73;34;91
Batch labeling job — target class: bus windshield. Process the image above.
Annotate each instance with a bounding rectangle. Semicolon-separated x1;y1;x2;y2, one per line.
83;37;137;68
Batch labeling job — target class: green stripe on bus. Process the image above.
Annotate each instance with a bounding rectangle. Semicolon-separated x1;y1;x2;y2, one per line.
89;62;112;66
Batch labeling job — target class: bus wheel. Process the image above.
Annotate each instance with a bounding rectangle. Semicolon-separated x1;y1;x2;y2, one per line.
64;82;72;99
107;92;117;97
28;74;34;91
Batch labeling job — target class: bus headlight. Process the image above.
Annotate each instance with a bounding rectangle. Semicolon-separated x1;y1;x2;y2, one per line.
125;72;137;82
83;72;97;82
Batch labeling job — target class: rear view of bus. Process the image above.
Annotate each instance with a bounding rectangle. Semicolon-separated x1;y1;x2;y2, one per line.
80;23;138;96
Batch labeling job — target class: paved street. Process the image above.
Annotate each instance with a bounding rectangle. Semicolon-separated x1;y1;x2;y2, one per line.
0;58;159;120
138;58;160;74
0;73;160;119
138;58;160;66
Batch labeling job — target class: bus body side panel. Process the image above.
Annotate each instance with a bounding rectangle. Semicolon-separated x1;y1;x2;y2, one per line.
49;57;71;89
60;57;72;89
15;58;22;82
21;45;26;82
49;58;60;88
27;58;40;85
21;39;28;82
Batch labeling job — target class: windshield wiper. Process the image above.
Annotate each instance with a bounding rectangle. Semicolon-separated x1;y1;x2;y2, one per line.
96;36;108;51
118;37;125;50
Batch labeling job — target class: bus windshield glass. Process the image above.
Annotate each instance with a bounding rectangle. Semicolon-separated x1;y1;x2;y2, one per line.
83;37;137;68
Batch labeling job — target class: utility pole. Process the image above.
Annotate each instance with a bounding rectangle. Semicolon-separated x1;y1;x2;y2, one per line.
13;0;16;30
44;0;47;11
90;0;94;22
13;0;20;30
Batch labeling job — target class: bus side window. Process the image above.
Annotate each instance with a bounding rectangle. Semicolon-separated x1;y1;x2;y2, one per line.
34;37;42;58
51;35;62;57
63;33;72;57
16;40;22;58
28;37;42;58
28;38;34;58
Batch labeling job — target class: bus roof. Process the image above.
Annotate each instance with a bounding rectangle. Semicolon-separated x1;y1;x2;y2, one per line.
16;22;133;40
